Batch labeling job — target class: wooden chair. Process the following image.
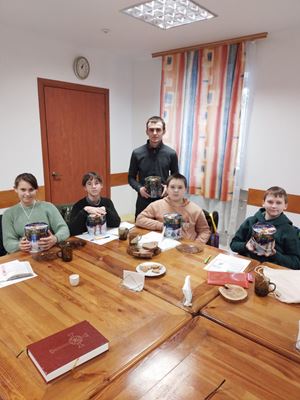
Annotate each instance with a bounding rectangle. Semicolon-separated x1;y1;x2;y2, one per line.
0;215;7;256
55;203;74;224
247;188;300;214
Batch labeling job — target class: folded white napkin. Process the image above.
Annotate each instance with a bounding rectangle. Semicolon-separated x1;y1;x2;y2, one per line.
263;266;300;303
122;270;144;292
182;275;192;307
296;321;300;351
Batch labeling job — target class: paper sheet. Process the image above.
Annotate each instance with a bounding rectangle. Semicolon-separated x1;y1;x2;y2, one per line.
204;253;250;273
107;222;135;236
75;232;117;245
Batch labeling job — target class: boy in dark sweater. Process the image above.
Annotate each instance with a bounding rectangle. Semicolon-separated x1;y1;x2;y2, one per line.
69;172;120;236
230;186;300;269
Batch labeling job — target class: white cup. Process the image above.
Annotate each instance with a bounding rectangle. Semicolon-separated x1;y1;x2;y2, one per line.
69;274;80;286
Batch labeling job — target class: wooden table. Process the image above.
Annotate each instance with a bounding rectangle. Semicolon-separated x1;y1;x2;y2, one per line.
201;263;300;363
0;251;190;400
76;235;259;314
95;316;300;400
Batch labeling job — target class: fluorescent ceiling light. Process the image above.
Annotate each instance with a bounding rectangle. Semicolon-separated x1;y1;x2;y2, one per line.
121;0;216;30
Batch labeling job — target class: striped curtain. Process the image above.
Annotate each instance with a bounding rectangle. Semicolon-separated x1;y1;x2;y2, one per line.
160;43;246;202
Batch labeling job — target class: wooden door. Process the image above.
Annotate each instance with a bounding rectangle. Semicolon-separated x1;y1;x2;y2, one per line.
38;78;110;204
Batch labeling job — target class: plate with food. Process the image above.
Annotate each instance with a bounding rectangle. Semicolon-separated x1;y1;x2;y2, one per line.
136;262;166;277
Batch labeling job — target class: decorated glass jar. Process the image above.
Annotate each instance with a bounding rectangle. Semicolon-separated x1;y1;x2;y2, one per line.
86;214;107;237
145;176;162;199
251;222;277;256
24;222;49;253
163;213;182;240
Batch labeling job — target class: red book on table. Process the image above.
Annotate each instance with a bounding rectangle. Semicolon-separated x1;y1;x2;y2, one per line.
27;320;109;382
207;271;253;288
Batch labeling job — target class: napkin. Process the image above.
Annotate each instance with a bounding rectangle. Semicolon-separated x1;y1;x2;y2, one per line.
263;266;300;303
182;275;192;307
122;270;144;292
297;321;300;351
139;231;180;251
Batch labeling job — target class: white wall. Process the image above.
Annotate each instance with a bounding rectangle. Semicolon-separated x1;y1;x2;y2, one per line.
0;24;135;216
132;56;162;146
243;26;300;226
243;26;300;195
125;55;162;216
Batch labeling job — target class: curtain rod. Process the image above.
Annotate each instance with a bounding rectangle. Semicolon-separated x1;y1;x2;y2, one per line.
152;32;268;58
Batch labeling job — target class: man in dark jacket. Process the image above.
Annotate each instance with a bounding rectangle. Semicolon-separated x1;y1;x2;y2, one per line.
128;116;179;219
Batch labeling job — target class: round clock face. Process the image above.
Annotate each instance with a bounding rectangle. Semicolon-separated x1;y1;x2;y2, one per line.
73;56;90;79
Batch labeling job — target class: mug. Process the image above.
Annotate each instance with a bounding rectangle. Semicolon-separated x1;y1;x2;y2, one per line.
118;227;129;240
254;266;276;297
57;242;73;262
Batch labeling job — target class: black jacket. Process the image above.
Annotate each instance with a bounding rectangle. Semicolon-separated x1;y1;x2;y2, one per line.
69;197;120;236
230;208;300;269
128;140;179;193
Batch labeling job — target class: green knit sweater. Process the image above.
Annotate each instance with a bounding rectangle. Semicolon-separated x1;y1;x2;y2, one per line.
2;201;70;253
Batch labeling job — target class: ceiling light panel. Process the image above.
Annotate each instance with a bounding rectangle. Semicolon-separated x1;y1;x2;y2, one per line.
121;0;216;30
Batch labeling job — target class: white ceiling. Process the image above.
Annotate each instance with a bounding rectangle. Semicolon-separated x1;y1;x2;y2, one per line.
1;0;300;58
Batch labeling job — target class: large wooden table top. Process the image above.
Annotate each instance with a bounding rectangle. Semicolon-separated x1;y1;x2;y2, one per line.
96;316;300;400
0;251;190;400
76;234;259;314
201;262;300;363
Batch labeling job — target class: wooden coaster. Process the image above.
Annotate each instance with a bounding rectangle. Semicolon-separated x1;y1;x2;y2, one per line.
176;244;204;254
219;284;248;302
127;245;161;259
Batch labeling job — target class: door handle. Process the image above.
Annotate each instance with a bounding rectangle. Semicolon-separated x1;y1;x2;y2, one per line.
52;171;62;178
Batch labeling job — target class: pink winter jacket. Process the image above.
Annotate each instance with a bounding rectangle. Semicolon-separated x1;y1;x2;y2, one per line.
136;197;211;243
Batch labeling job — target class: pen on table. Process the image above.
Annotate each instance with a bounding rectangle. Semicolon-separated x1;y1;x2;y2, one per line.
91;235;110;241
204;255;212;264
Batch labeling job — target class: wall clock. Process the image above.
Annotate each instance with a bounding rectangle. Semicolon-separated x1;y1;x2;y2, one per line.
73;56;90;79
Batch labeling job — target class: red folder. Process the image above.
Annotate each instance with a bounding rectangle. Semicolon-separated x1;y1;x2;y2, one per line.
207;271;253;288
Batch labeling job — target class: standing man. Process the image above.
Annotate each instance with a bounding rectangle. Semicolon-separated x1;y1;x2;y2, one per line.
128;116;179;218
